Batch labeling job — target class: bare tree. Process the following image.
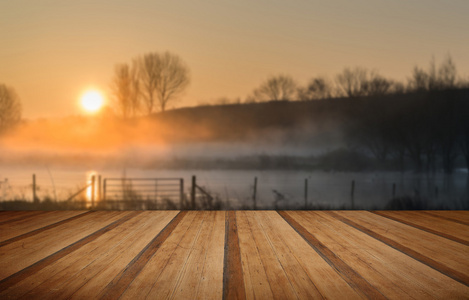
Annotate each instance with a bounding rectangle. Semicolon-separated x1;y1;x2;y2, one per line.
362;74;394;96
154;52;190;112
409;66;429;91
438;55;457;89
335;67;368;97
298;76;333;100
336;67;396;97
253;75;297;102
136;52;190;113
0;84;21;134
110;63;140;118
408;55;459;91
136;53;160;114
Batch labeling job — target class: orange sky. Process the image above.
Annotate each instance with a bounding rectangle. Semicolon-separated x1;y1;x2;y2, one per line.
1;0;468;119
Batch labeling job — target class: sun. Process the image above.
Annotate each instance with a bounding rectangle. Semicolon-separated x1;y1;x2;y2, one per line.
81;90;104;113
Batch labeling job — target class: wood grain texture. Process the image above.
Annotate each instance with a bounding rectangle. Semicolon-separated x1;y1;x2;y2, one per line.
99;211;186;300
260;211;361;299
424;210;469;226
223;211;246;300
290;211;469;299
0;211;91;246
373;210;469;245
0;211;138;292
331;211;469;287
0;211;49;225
0;211;163;299
278;211;385;300
0;210;467;299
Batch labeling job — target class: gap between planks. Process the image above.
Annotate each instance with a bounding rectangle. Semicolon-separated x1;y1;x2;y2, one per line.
329;211;469;287
277;211;386;300
0;211;141;292
0;211;93;248
372;211;469;246
99;211;187;300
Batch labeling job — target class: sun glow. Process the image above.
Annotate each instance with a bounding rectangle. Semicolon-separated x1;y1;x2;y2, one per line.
86;171;98;207
81;90;104;113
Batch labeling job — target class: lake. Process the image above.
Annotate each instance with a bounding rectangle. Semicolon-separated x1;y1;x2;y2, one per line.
1;166;468;209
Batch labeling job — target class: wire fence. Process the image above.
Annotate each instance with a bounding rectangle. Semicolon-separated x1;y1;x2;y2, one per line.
1;168;468;210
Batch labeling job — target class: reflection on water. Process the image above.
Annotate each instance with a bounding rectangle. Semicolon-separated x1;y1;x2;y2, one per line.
86;170;98;208
1;166;468;210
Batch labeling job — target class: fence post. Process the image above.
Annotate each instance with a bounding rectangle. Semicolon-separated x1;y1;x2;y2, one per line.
180;179;184;209
191;176;196;209
304;178;308;209
253;177;257;210
154;179;158;209
351;180;355;209
91;175;96;208
98;175;102;202
32;174;38;203
103;179;107;201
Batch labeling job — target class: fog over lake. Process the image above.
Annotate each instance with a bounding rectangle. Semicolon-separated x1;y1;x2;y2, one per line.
2;163;468;210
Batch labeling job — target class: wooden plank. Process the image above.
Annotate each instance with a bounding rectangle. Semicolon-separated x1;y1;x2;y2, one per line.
0;211;131;282
261;211;361;299
373;211;469;245
330;211;469;287
0;210;468;299
249;211;329;299
9;211;178;299
279;211;385;299
69;211;179;299
118;211;203;299
424;211;469;226
138;211;217;299
289;211;469;299
99;211;187;299
223;211;246;300
0;211;91;246
195;211;225;300
236;211;274;300
243;211;300;299
0;211;150;299
0;211;87;241
170;211;225;300
0;211;49;225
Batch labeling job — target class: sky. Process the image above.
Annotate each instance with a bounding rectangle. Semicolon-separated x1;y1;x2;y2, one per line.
1;0;468;119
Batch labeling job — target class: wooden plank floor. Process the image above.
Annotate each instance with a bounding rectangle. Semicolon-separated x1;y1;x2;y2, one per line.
0;211;468;299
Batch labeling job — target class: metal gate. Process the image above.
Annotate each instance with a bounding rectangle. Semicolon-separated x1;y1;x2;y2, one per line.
102;178;184;208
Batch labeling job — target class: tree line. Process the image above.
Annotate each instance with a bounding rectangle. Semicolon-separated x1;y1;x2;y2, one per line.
344;89;469;174
237;56;468;103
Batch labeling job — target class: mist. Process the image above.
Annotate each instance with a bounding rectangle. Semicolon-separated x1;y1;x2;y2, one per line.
0;106;343;168
2;90;469;210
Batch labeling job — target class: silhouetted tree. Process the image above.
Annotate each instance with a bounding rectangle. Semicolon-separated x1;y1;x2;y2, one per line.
136;53;159;114
438;56;457;88
0;84;21;134
408;56;459;91
136;52;189;113
153;52;190;112
336;67;395;97
110;63;140;118
430;91;459;174
298;77;333;100
335;67;368;97
362;74;394;96
457;94;469;172
252;75;297;101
